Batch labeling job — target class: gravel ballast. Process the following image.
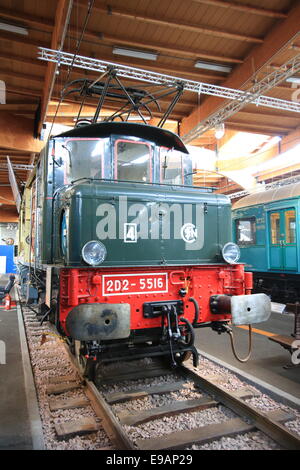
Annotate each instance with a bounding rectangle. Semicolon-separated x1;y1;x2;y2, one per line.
22;307;113;450
22;306;300;450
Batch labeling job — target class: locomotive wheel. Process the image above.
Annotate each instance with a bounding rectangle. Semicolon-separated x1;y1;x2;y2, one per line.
175;335;192;364
74;340;87;375
176;318;194;364
74;340;96;381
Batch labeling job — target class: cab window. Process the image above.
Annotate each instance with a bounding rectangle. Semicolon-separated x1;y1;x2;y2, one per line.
58;138;104;183
115;140;152;182
235;218;256;245
160;148;184;185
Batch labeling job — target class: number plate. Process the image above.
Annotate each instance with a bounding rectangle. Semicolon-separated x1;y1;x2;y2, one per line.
102;273;168;296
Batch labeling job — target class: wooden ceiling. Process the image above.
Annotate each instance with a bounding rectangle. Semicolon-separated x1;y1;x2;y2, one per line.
0;0;300;219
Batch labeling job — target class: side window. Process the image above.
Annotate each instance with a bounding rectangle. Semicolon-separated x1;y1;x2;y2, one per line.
285;209;296;244
60;210;68;257
270;212;280;245
235;218;256;245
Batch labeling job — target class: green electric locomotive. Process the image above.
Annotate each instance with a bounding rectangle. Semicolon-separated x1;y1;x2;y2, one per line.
17;120;271;377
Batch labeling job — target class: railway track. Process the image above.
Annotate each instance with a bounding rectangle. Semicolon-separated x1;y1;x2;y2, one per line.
20;300;300;450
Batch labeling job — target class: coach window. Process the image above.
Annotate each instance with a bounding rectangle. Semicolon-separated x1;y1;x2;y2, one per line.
270;212;281;245
115;140;152;182
236;218;256;245
285;209;296;244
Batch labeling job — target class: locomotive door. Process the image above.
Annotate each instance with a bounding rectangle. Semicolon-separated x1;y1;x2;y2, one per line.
268;208;297;271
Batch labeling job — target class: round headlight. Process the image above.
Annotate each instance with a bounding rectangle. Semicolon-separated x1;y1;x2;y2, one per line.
222;242;240;264
82;241;107;265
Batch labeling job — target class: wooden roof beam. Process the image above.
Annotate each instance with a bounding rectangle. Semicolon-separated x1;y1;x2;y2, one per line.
227;120;293;132
92;31;243;64
0;6;53;32
0;51;46;69
0;104;38;112
0;68;44;85
38;0;73;136
0;30;49;49
2;2;264;44
0;207;18;222
77;1;263;43
0;188;16;205
0;7;245;63
225;122;289;136
181;2;300;139
233;110;300;122
0;111;43;153
6;85;41;98
255;163;300;181
192;0;287;18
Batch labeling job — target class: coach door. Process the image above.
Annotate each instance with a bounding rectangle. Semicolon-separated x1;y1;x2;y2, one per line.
269;208;297;271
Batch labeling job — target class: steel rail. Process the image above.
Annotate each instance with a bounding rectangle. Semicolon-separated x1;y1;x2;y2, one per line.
180;364;300;450
19;297;133;449
63;342;134;450
65;339;300;450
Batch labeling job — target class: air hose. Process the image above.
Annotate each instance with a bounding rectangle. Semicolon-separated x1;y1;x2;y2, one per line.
189;297;199;325
226;324;253;363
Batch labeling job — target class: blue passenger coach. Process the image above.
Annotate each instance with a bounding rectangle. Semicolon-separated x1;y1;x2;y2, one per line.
232;182;300;303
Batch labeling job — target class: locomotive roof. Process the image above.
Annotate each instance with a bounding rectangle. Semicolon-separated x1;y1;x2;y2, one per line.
233;181;300;209
55;122;189;154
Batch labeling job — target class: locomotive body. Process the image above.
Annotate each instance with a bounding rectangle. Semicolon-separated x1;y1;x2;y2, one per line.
18;122;270;374
232;182;300;303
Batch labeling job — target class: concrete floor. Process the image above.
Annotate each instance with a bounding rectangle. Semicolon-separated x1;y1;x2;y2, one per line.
0;274;36;450
195;312;300;400
0;305;33;449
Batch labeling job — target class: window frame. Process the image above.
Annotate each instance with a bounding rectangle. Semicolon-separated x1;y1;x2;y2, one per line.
159;146;184;185
114;138;153;183
235;217;257;246
62;137;105;184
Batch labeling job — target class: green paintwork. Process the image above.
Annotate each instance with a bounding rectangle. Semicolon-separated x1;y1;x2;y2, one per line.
52;181;231;267
29;123;234;269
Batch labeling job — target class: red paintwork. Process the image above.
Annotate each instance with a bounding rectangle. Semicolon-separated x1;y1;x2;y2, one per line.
59;264;250;336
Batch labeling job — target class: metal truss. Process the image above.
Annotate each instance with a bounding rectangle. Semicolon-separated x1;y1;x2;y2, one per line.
38;48;300;128
0;163;34;170
228;174;300;200
183;51;300;143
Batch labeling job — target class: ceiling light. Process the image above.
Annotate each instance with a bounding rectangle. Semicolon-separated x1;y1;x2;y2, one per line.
112;47;157;61
286;77;300;84
215;123;225;139
194;61;232;73
0;21;28;35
